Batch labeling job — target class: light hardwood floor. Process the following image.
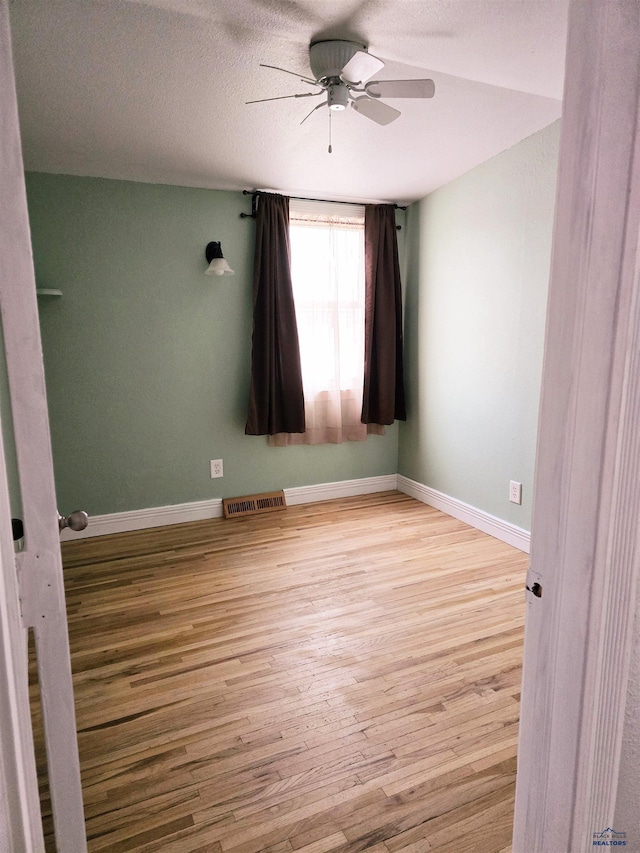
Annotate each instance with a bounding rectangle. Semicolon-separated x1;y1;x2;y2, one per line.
31;491;527;852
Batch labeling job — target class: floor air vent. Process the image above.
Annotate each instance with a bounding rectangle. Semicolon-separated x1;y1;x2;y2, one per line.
223;490;287;519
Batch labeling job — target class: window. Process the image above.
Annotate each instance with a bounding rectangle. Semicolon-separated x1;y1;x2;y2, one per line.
269;199;370;445
247;192;404;440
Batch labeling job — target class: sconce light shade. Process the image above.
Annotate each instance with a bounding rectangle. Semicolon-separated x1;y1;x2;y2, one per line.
205;241;234;276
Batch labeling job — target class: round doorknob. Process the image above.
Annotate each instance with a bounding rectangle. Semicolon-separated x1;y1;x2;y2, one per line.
58;510;89;532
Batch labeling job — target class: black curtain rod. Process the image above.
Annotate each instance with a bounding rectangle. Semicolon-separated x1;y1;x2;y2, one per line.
240;189;406;220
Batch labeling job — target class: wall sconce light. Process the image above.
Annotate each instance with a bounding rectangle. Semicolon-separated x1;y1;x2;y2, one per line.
205;241;234;276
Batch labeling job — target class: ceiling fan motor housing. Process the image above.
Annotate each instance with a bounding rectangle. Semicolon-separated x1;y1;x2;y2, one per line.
309;40;365;81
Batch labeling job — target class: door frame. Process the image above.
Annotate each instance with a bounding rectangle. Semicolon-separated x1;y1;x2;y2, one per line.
0;4;46;849
0;1;86;849
513;1;640;849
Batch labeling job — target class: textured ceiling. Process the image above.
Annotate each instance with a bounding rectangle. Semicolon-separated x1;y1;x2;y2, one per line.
8;0;568;204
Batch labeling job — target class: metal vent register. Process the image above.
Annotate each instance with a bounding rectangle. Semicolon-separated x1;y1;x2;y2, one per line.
222;490;286;519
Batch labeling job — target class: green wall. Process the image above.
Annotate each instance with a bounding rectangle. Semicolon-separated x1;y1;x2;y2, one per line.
399;121;561;529
26;122;560;529
25;174;398;516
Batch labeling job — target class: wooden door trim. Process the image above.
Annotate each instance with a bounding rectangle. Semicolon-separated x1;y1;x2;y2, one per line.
0;1;86;849
513;1;640;849
0;3;45;849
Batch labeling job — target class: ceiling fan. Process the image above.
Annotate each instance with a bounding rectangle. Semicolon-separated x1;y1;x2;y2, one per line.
247;40;435;150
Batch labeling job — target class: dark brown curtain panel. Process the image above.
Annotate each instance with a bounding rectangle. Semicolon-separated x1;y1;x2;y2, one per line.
245;193;305;435
361;204;407;425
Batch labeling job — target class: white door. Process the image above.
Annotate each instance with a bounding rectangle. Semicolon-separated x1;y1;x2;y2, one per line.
0;2;87;850
513;2;640;850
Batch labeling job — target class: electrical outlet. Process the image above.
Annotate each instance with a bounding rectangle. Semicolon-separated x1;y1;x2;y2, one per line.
210;459;223;479
509;480;522;505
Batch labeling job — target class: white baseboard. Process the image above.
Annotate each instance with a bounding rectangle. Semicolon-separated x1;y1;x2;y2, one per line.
61;473;530;554
60;475;399;541
285;474;398;505
60;497;225;540
397;475;531;553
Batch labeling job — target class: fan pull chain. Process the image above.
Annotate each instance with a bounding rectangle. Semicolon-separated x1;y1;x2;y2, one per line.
328;109;332;154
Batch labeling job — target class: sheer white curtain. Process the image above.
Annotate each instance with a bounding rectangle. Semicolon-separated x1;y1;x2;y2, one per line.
270;200;381;446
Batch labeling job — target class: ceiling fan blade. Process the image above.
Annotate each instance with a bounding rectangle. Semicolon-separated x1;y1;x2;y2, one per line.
341;50;384;85
365;79;436;99
351;96;400;126
259;64;322;87
246;92;323;105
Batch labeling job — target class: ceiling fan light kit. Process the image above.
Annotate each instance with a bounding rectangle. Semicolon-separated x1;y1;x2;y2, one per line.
248;39;435;152
328;83;349;111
